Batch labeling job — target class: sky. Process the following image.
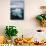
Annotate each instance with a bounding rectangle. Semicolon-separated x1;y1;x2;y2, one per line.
11;0;24;8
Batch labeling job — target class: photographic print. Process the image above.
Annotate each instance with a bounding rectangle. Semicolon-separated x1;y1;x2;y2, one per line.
10;0;24;20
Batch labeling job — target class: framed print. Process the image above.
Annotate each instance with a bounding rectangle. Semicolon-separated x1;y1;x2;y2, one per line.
10;0;24;20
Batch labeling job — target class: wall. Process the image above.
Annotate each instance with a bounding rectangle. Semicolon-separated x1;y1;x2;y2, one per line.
0;0;46;38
